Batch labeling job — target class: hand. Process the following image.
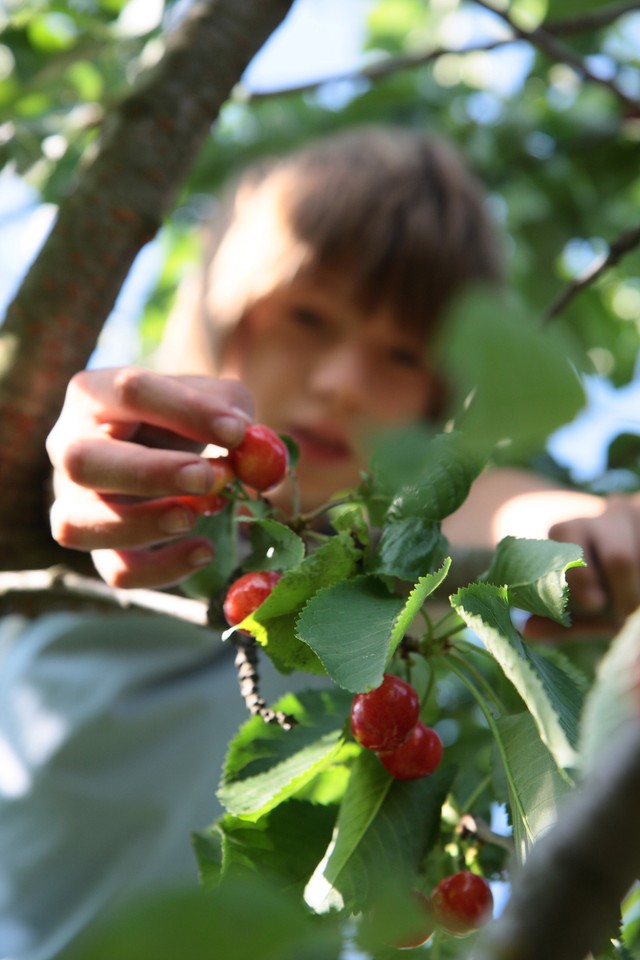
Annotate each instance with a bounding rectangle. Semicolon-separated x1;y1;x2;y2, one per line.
524;493;640;641
46;367;253;588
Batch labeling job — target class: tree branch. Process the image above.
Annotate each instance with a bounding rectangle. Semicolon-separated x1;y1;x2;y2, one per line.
0;566;210;625
238;38;514;101
544;222;640;321
0;0;295;571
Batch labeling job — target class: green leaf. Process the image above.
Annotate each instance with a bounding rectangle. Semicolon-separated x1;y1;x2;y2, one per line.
451;583;583;768
579;608;640;776
296;576;405;692
208;800;337;896
297;562;451;692
483;536;585;624
305;750;454;913
191;830;223;891
369;517;447;580
242;518;306;573
370;428;485;522
217;688;352;821
180;503;236;600
60;875;342;960
439;290;586;458
622;881;640;953
240;534;362;674
496;712;572;862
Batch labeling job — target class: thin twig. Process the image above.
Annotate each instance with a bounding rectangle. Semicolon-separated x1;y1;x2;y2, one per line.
472;0;640;113
236;38;514;101
546;1;640;35
544;222;640;321
459;813;515;854
232;632;297;729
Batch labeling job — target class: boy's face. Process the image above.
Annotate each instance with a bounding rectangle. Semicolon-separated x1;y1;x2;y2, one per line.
219;273;441;513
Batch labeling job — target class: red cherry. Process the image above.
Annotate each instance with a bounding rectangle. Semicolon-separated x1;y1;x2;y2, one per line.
229;424;288;492
350;674;420;752
223;570;282;631
377;722;443;780
430;871;493;936
391;890;434;949
178;492;228;517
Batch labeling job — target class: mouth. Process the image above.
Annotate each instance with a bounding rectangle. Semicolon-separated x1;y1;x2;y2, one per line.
286;424;353;464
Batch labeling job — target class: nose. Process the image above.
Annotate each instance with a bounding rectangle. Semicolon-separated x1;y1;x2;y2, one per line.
308;342;371;414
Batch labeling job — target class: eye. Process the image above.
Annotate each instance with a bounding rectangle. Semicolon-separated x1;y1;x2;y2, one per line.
386;346;422;368
290;307;326;331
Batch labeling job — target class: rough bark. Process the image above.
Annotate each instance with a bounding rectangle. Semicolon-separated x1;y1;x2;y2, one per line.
0;0;295;571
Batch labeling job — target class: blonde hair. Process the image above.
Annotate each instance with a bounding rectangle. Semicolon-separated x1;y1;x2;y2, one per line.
158;125;503;374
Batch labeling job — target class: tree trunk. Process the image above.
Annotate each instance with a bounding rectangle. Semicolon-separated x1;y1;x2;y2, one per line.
0;0;294;571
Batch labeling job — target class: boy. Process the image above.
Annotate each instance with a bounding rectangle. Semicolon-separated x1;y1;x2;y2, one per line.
2;125;638;960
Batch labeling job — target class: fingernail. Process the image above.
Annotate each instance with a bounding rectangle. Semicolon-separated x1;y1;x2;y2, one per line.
159;507;195;535
213;415;249;447
188;544;214;568
177;463;210;495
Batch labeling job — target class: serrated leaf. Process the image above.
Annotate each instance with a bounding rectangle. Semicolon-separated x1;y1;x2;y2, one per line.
483;536;585;624
451;583;583;768
209;800;337;895
387;558;452;653
217;688;352;821
496;712;572;862
297;563;451;693
305;750;454;913
243;518;306;573
579;608;640;776
296;576;405;692
369;517;447;579
239;534;362;674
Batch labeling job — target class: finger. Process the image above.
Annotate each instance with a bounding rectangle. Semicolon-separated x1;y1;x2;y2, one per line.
592;523;640;621
565;542;609;615
66;369;253;447
547;524;607;616
55;436;218;497
92;538;215;590
523;614;619;643
50;493;201;551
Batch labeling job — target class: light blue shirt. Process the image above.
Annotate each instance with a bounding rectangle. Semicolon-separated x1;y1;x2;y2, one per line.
0;610;308;960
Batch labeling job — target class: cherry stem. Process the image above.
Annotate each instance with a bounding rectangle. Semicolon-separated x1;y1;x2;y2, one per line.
441;655;530;838
448;649;507;716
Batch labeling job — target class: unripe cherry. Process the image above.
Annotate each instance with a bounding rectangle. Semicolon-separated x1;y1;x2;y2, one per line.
350;673;420;752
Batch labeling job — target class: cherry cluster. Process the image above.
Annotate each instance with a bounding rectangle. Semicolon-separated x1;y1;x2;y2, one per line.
394;871;494;948
181;423;289;516
350;673;443;781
